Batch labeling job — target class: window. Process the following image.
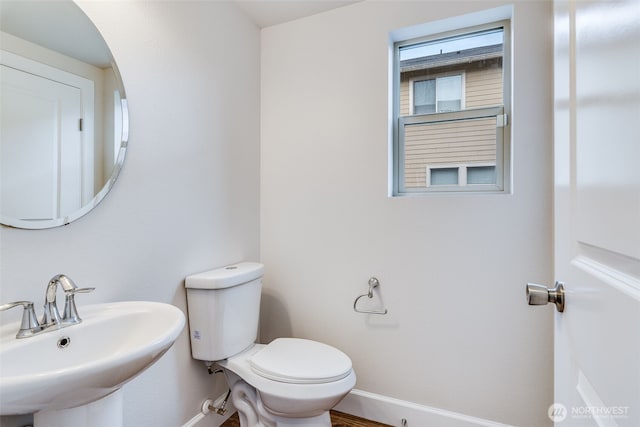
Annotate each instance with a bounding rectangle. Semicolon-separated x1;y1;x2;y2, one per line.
412;74;464;114
392;20;511;195
427;165;496;186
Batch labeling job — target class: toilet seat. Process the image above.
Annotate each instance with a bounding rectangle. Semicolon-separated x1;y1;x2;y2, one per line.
250;338;352;384
218;338;356;419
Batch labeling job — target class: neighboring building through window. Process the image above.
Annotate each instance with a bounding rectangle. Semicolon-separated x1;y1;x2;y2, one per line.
392;21;511;195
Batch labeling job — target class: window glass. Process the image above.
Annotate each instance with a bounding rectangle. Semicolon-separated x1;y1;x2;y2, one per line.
436;75;462;112
414;79;436;114
393;21;510;195
467;166;496;184
430;167;459;185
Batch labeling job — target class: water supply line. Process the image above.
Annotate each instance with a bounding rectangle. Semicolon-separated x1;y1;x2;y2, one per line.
215;389;232;415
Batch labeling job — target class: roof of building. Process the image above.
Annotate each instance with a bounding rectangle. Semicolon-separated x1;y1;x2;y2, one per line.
400;44;503;73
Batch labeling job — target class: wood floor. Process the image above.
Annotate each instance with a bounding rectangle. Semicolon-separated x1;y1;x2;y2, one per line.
330;411;393;427
221;410;392;427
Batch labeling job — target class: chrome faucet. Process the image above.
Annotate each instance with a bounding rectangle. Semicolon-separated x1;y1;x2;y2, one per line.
0;274;95;338
43;274;79;327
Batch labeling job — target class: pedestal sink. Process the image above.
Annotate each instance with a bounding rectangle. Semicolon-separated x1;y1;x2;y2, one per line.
0;301;185;426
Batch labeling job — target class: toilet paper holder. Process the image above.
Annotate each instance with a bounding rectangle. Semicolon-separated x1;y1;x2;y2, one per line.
353;277;388;315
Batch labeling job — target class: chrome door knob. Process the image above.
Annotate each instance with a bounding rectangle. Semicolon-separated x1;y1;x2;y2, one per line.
526;282;565;313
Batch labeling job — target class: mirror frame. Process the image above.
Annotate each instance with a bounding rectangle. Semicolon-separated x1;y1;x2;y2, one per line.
0;2;129;229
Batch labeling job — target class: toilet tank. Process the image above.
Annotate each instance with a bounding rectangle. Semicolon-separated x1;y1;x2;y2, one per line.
185;262;264;362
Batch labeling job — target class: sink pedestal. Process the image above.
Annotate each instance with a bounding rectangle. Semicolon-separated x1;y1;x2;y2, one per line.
33;390;123;427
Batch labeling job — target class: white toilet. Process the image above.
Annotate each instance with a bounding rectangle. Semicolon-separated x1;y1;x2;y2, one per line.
185;262;356;427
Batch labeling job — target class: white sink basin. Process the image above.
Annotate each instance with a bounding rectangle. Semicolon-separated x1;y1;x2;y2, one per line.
0;301;185;416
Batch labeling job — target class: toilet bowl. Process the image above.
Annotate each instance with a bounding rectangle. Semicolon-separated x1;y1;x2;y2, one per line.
219;338;356;424
185;263;356;426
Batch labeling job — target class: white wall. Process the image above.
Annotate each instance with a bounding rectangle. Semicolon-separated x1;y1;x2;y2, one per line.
0;1;260;426
260;1;553;426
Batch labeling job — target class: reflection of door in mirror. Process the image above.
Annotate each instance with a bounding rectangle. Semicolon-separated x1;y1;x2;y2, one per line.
1;51;95;221
0;0;127;229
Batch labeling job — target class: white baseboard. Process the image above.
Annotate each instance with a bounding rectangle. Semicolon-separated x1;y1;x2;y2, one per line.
334;389;514;427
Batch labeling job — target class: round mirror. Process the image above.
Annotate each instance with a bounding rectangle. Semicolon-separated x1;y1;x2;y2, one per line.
0;0;128;229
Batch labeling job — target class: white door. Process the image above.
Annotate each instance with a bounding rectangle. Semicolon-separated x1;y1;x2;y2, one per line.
0;64;83;220
544;0;640;426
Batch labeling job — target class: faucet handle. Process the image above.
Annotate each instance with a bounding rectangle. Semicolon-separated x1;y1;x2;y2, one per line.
64;287;95;296
63;287;95;324
0;301;42;338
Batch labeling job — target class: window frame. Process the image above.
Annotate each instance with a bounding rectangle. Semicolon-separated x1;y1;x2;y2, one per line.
392;19;511;196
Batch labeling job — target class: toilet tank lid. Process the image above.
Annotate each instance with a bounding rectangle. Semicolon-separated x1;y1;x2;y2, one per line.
185;262;264;289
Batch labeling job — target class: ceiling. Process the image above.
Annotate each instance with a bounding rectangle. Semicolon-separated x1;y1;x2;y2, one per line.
232;0;361;28
0;0;361;69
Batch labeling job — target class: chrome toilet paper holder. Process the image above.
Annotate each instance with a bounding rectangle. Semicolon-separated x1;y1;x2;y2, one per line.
353;277;388;315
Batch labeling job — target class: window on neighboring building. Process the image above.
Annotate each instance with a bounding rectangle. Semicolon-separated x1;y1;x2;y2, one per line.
412;74;463;114
427;164;497;186
392;20;511;195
